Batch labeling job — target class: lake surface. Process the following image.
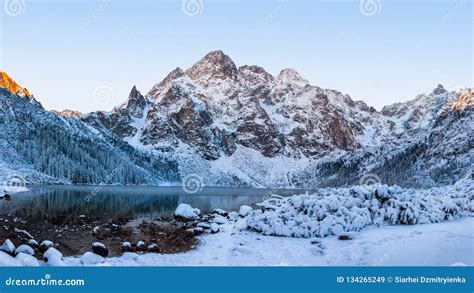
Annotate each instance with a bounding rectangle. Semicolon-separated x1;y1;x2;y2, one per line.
0;185;310;221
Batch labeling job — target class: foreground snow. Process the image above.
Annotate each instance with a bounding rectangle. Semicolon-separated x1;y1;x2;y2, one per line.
58;217;473;266
1;180;472;266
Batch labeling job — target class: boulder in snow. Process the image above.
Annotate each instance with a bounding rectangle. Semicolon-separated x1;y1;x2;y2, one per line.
121;241;132;252
212;208;228;217
15;252;39;266
0;239;16;256
213;215;228;225
43;247;65;266
197;222;211;229
92;242;108;257
27;239;39;249
174;204;201;220
228;211;239;220
39;240;54;253
15;244;34;256
81;251;105;265
147;243;160;253
210;223;220;234
0;251;21;266
239;205;253;217
136;240;146;251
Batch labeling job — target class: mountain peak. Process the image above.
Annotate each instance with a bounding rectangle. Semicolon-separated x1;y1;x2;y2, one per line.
146;67;185;99
186;50;238;81
276;69;308;87
0;71;31;97
432;84;447;95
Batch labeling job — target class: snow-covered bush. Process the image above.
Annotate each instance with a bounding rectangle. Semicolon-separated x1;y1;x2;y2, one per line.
245;178;473;238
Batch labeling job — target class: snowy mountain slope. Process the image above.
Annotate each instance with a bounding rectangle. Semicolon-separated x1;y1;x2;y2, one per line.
83;51;472;188
0;51;472;187
0;85;179;185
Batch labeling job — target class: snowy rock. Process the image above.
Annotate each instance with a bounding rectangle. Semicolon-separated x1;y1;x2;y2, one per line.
197;222;211;229
15;244;34;256
210;223;220;234
136;240;146;251
338;234;353;241
213;215;228;225
15;252;39;266
39;240;54;253
239;205;253;217
81;252;105;265
121;241;132;252
147;243;160;253
0;251;21;266
193;227;204;235
27;239;39;249
212;208;228;217
228;211;239;221
92;242;108;257
0;239;16;256
174;204;200;220
92;226;100;235
43;247;65;266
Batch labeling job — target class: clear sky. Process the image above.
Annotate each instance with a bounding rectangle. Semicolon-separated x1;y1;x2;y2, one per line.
0;0;472;112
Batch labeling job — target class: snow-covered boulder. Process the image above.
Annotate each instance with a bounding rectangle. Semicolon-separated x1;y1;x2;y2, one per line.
228;211;239;221
210;223;220;234
0;239;16;256
212;215;228;225
15;244;34;256
43;247;65;266
39;240;54;253
136;240;146;251
197;222;211;229
147;244;159;253
27;239;39;249
81;252;105;266
92;242;108;257
212;208;228;217
193;227;204;235
121;241;132;252
0;251;21;266
174;204;200;220
15;252;39;266
239;205;253;217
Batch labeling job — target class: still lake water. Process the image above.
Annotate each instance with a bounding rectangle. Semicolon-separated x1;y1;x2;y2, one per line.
0;185;310;221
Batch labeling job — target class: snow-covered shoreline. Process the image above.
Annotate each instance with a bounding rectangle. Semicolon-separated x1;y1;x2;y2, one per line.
1;179;472;267
62;217;473;266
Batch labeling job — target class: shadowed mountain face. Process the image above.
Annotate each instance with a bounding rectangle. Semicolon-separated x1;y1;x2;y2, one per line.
0;52;472;187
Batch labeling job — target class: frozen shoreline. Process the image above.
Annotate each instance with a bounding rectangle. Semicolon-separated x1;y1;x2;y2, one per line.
1;180;472;267
60;217;473;266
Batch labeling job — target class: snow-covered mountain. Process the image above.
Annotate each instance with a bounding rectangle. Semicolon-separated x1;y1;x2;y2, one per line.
0;73;179;185
0;52;472;187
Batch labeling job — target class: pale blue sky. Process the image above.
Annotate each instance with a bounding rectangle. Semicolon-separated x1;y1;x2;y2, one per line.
0;0;472;112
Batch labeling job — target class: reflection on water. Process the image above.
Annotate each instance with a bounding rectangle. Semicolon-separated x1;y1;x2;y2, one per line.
0;185;293;221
